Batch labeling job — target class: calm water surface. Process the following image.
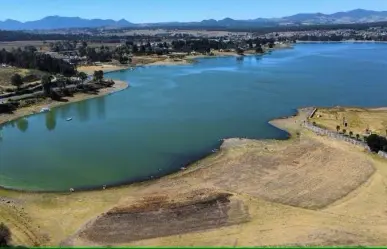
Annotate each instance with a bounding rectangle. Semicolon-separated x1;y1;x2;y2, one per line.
1;43;387;191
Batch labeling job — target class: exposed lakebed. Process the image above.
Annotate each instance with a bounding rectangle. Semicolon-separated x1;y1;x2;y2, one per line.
1;43;387;191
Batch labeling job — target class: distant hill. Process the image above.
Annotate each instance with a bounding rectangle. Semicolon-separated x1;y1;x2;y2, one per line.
1;9;387;30
0;16;136;30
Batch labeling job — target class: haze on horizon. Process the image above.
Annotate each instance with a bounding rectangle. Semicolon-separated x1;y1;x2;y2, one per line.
2;0;387;23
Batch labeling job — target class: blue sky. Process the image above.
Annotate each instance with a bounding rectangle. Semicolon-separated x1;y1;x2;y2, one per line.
2;0;387;23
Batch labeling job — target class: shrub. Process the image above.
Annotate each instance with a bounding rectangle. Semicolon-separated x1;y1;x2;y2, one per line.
0;102;19;113
50;90;62;101
0;223;11;247
366;134;387;152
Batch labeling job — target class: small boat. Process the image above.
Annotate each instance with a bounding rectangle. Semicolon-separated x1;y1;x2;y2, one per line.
66;117;73;121
40;107;50;113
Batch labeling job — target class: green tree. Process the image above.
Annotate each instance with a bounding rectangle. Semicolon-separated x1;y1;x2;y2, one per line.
349;131;353;137
77;72;88;85
93;70;104;82
356;134;360;140
11;73;23;90
132;44;139;54
342;129;347;135
336;125;340;133
41;75;53;96
365;134;387;152
119;54;130;64
236;47;244;55
255;45;263;54
56;74;66;91
0;223;11;247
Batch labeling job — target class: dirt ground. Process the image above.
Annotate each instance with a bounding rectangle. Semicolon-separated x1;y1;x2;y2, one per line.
62;190;250;245
310;106;387;137
1;107;387;247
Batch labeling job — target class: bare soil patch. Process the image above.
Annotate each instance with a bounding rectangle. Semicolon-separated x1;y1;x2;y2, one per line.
68;189;250;245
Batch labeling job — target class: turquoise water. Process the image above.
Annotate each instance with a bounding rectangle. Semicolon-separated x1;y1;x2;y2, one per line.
1;43;387;192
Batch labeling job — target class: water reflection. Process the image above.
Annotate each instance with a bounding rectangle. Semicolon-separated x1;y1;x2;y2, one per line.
45;110;57;131
60;104;71;119
9;120;16;128
76;101;90;122
96;97;106;119
16;118;29;133
236;56;244;62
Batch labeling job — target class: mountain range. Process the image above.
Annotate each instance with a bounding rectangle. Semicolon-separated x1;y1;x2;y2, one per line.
1;9;387;30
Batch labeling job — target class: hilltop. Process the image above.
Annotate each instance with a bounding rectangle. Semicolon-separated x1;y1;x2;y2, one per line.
2;9;387;30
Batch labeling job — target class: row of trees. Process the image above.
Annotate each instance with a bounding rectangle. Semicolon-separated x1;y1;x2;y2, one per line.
170;38;273;53
74;38;275;63
0;47;76;76
334;125;387;153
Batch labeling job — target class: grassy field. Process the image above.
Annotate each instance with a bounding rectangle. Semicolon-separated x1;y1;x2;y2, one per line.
0;41;52;52
309;107;387;137
2;107;387;247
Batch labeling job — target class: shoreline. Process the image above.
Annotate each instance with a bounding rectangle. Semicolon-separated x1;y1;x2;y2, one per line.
1;105;386;246
0;108;302;194
78;44;294;70
0;79;129;126
0;140;223;194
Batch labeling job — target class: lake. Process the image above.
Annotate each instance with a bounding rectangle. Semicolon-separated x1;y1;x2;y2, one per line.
1;43;387;192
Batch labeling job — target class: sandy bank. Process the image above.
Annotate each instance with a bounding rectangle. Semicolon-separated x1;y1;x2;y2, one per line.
0;80;128;126
77;65;131;74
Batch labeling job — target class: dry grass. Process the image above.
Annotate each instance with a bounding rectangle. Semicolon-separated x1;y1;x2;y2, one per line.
0;41;51;52
1;108;387;247
194;137;375;209
0;68;47;88
0;200;49;246
309;107;387;137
